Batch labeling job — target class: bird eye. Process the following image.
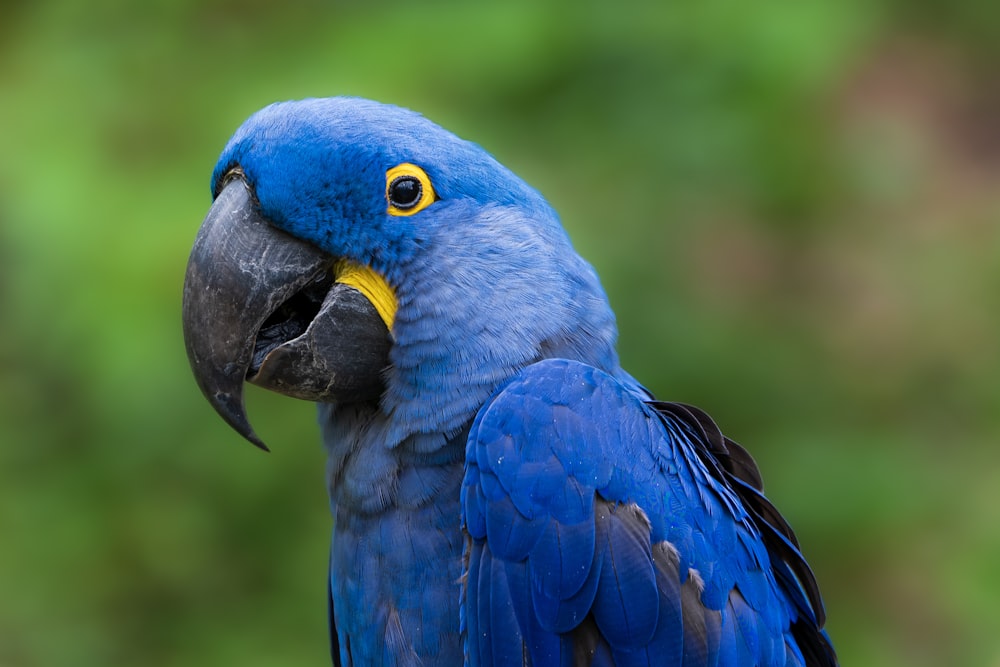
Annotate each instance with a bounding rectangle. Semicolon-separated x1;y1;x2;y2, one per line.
389;176;421;209
386;163;436;216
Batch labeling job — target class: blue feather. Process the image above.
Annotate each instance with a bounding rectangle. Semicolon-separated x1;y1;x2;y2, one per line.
591;504;659;648
465;359;833;666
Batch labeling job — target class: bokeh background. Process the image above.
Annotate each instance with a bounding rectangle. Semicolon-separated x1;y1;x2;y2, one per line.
1;1;998;665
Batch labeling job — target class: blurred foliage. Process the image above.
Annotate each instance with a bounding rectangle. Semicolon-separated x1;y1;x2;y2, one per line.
1;1;999;665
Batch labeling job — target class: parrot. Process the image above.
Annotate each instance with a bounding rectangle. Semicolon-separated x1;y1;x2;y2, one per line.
182;97;837;667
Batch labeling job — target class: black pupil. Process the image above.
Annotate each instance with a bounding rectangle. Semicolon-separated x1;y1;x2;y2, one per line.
389;175;422;209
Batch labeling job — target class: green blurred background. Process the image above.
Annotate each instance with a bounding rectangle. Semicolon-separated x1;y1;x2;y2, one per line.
1;1;998;665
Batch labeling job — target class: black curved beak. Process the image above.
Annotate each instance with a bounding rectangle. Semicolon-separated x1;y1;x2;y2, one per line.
182;178;391;449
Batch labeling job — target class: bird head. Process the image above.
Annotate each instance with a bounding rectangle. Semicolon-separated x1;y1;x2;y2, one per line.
183;98;618;449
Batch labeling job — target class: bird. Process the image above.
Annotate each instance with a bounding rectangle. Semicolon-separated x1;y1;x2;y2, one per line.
182;97;837;666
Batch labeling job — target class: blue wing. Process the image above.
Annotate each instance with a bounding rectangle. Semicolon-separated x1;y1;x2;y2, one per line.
461;359;836;666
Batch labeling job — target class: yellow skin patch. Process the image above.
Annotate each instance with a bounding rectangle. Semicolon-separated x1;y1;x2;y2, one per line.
329;164;436;332
334;259;398;331
386;163;436;216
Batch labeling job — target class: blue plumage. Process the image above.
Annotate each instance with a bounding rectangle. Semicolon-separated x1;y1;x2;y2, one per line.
463;359;828;666
190;97;836;665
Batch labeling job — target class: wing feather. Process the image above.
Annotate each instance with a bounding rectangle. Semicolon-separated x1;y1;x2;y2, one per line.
462;359;836;666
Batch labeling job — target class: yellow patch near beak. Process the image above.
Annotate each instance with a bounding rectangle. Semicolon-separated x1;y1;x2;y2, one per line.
333;260;397;331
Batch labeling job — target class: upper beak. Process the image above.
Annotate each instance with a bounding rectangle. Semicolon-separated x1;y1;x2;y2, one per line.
182;178;391;449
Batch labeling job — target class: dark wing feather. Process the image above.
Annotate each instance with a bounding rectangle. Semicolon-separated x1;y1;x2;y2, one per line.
328;569;342;666
648;400;836;666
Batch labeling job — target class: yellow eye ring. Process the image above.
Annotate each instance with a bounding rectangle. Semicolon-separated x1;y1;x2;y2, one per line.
386;163;436;216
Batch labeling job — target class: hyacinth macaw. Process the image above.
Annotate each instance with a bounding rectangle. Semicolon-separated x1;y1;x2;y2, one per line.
182;97;836;667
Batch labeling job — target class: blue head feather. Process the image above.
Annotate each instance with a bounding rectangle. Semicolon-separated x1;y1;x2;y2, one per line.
212;97;621;444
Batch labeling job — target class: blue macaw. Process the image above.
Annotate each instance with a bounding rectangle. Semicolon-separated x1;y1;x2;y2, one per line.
182;97;836;666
